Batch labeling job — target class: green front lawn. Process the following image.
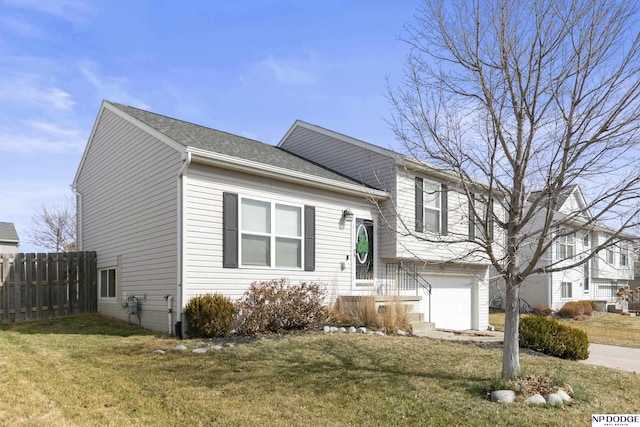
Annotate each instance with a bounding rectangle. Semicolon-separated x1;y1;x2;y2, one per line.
0;314;636;426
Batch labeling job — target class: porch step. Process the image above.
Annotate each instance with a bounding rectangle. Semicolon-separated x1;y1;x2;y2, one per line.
411;321;436;337
406;312;424;323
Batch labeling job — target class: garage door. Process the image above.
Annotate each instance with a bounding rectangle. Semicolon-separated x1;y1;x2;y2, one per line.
426;275;475;330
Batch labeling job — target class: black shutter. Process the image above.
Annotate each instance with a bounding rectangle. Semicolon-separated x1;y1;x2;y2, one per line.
223;192;238;268
441;184;448;234
468;193;475;240
304;205;315;271
415;177;423;232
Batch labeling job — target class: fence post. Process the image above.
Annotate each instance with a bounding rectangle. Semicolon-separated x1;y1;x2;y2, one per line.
0;254;9;322
35;253;46;319
24;253;34;320
13;253;23;321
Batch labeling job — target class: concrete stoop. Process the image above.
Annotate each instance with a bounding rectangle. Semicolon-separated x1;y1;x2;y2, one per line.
410;321;436;337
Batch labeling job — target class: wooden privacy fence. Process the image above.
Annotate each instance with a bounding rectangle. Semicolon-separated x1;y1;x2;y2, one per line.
0;251;97;322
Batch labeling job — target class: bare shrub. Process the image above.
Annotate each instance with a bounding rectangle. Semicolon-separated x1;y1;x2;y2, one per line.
235;279;328;335
557;301;593;319
330;296;411;333
378;301;411;334
534;305;552;317
330;296;379;327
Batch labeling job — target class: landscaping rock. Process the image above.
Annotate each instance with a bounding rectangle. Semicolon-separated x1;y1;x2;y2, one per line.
175;345;188;351
396;329;406;336
547;393;564;406
152;349;166;355
358;327;368;334
556;389;572;401
348;326;357;333
323;326;331;333
330;326;339;333
375;331;384;336
212;345;223;351
524;394;546;405
192;348;208;354
490;390;516;404
224;343;235;348
339;327;347;333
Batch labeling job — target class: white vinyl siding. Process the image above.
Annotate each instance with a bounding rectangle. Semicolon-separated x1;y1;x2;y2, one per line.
277;124;398;258
183;163;375;301
74;107;181;331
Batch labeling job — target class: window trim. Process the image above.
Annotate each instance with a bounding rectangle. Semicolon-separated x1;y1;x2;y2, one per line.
238;195;304;270
606;248;615;265
99;267;117;299
415;177;448;235
556;229;575;260
560;281;572;299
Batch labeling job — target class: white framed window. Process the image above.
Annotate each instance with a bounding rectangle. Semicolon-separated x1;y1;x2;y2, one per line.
620;243;628;266
423;180;441;233
240;197;302;269
606;248;614;264
99;267;117;299
561;282;572;299
556;229;575;259
583;233;589;247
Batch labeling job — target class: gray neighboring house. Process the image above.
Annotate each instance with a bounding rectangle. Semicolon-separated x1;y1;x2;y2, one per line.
0;222;19;253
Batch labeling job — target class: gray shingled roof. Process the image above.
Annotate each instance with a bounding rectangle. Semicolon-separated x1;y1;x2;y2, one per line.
527;185;578;208
0;222;19;242
108;102;371;187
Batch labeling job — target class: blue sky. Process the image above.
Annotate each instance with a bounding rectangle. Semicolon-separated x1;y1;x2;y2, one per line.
0;0;418;252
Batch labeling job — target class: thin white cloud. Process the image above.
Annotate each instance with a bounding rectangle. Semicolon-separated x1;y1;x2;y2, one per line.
0;14;42;37
260;54;317;85
244;53;318;87
79;61;150;110
2;0;92;23
0;76;75;110
0;130;83;153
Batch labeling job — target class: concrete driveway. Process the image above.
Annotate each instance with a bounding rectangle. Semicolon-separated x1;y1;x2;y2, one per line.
424;330;639;373
581;343;640;373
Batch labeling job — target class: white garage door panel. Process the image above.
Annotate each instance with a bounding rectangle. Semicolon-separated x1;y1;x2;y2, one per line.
427;275;474;330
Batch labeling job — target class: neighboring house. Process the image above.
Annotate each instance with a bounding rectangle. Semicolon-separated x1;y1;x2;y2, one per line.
491;185;634;311
0;222;19;253
73;101;495;334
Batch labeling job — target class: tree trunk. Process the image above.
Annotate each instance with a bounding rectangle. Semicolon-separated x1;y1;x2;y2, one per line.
502;280;521;378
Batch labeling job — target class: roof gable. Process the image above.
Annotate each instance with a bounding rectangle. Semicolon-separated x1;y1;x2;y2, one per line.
0;222;19;243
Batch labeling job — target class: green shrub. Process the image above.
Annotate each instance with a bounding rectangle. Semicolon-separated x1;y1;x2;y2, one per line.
235;279;328;335
184;293;235;338
519;315;589;360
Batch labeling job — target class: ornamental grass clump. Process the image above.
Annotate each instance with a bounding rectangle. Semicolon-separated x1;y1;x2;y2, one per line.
519;315;589;360
184;293;235;338
235;279;328;335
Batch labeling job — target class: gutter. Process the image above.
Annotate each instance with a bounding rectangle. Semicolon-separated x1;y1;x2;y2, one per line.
176;151;191;338
188;148;388;200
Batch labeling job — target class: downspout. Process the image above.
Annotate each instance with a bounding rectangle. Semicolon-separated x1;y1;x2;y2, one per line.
176;151;192;338
71;186;82;251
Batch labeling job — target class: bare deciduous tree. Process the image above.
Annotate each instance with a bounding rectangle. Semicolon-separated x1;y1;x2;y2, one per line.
389;0;640;378
28;195;77;253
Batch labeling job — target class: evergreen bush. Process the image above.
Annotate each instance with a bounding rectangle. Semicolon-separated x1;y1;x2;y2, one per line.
184;293;235;338
519;315;589;360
